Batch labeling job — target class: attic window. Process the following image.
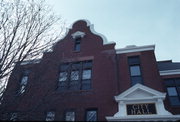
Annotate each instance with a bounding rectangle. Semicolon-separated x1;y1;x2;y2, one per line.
19;70;30;94
74;37;81;52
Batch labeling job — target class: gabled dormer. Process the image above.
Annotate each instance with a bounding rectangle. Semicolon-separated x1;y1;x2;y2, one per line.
106;83;180;121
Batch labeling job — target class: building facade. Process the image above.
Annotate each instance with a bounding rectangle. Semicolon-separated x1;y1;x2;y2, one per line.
0;20;180;121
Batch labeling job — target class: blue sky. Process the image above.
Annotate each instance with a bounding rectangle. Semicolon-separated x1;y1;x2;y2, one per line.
47;0;180;62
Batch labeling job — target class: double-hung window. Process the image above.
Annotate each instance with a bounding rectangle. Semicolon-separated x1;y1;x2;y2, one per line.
19;70;30;94
165;78;180;106
58;63;70;90
82;61;92;90
128;56;143;86
74;38;81;52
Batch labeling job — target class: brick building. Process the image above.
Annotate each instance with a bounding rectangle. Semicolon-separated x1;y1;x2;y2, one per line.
0;20;180;121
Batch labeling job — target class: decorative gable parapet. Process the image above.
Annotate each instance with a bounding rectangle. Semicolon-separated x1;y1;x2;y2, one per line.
69;19;115;45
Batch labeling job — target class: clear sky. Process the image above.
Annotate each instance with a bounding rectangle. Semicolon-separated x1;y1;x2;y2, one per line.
46;0;180;62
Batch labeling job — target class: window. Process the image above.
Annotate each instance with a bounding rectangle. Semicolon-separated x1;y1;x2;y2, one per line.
10;113;18;121
59;72;68;82
19;70;30;94
65;111;75;121
71;70;79;81
86;109;97;121
165;78;180;106
74;38;81;51
167;87;178;96
46;112;55;121
130;66;141;76
82;69;92;80
58;60;93;91
128;56;143;86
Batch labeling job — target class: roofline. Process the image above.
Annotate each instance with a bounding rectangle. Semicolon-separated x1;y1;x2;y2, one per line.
157;60;172;63
20;59;41;65
61;19;116;46
116;45;155;54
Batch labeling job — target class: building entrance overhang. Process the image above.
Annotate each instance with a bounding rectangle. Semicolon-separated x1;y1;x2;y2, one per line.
106;83;180;121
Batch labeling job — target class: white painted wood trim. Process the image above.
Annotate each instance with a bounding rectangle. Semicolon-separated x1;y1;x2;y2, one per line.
159;69;180;76
116;45;155;54
106;115;180;121
71;31;85;39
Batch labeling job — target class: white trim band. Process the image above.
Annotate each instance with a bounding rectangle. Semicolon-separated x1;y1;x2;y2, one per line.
116;45;155;54
106;115;180;121
159;69;180;76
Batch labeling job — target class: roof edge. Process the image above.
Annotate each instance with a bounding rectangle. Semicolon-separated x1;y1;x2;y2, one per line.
116;44;155;54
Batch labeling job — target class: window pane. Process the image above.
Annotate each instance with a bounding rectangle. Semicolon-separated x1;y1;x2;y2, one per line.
165;79;175;86
169;97;180;106
19;76;28;94
130;65;141;76
65;111;75;121
178;87;180;95
59;72;68;81
10;113;17;121
20;85;26;94
83;60;92;68
71;71;79;81
60;63;69;71
74;43;80;51
82;83;91;90
82;69;91;80
175;78;180;85
72;62;81;70
46;112;55;121
82;80;91;90
23;70;30;75
167;87;178;96
128;56;140;65
131;76;142;86
21;76;28;85
69;81;80;90
75;38;81;42
86;110;97;121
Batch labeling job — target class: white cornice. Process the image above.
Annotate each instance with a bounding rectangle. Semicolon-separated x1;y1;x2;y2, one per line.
159;69;180;76
71;31;85;39
116;45;155;54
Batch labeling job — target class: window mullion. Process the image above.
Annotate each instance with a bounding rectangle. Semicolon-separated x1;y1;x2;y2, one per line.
79;62;83;90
